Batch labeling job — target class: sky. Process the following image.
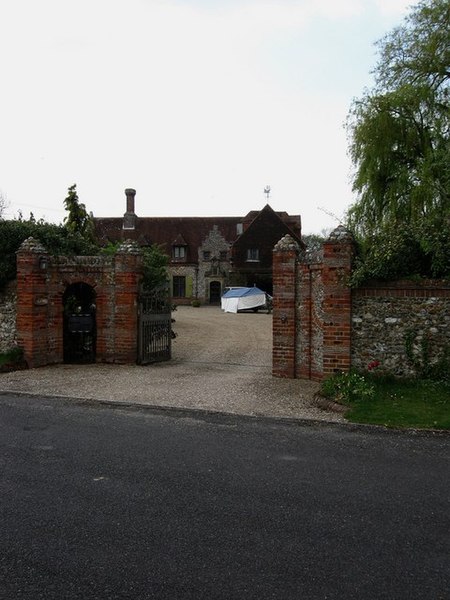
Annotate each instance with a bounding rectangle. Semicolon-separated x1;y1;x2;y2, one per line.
0;0;412;234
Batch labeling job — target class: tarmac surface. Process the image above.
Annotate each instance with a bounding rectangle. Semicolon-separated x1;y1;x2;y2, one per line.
0;306;344;423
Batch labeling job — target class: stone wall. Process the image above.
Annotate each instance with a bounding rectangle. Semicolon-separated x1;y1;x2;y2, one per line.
352;282;450;377
272;228;450;380
0;280;17;353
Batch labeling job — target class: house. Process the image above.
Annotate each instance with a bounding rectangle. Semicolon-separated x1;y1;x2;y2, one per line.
93;189;304;303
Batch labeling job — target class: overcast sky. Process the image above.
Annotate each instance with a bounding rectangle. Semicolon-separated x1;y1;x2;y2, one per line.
1;0;411;234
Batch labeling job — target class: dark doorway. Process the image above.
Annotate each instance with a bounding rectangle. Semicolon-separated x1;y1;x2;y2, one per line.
209;281;221;304
63;283;96;363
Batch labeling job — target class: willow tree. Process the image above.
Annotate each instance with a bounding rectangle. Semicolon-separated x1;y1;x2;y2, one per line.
346;0;449;280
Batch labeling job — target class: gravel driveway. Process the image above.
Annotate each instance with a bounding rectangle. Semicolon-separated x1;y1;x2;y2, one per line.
0;306;343;422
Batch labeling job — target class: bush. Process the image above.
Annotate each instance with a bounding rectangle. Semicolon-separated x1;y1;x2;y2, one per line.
0;219;98;290
349;222;450;286
0;346;24;367
321;371;375;404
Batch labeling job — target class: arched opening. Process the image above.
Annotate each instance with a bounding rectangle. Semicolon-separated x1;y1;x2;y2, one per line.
63;282;96;363
209;281;222;304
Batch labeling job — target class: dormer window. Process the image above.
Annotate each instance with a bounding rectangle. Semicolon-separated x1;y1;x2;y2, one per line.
172;233;188;262
173;246;186;260
246;248;259;262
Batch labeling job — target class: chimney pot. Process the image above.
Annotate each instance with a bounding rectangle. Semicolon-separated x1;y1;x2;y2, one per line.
125;188;136;214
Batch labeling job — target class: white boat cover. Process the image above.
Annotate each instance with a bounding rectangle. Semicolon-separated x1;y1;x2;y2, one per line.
221;287;266;313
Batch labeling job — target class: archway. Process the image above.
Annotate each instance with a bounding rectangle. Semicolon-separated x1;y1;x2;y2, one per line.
209;281;222;304
63;282;96;363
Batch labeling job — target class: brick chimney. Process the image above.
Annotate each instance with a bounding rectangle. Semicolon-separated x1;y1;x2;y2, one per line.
123;188;137;230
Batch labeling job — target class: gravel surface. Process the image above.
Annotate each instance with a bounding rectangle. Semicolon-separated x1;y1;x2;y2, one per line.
0;306;344;422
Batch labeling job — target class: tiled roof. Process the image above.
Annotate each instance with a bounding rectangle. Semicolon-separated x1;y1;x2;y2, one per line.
94;216;242;263
94;207;302;264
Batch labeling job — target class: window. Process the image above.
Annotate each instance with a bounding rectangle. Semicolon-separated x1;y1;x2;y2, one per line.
246;248;259;262
173;246;186;260
236;223;243;235
172;276;186;298
219;250;227;261
203;251;211;261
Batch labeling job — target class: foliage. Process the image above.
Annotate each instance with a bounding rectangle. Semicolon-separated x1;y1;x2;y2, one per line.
0;213;170;292
0;183;169;292
0;189;8;218
344;377;450;429
405;329;450;382
302;233;325;257
100;241;169;289
0;346;24;367
346;0;449;281
99;241;120;255
63;184;95;241
349;221;450;285
320;370;375;404
141;245;169;291
0;218;97;289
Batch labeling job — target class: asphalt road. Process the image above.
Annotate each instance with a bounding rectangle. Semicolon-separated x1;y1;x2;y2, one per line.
1;394;449;600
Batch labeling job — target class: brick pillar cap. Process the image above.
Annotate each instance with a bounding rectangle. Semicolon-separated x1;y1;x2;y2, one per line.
16;237;48;254
273;234;300;253
116;239;141;254
327;225;353;242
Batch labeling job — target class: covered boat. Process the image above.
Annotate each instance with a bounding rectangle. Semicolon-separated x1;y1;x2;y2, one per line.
221;287;267;314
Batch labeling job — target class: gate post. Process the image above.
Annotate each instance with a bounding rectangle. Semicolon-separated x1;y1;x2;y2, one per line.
16;237;50;368
322;226;353;377
114;241;143;363
272;235;300;378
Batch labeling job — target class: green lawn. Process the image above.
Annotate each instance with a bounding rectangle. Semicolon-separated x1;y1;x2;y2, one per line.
344;378;450;430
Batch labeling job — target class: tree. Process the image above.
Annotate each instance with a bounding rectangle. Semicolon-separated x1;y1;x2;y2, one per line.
346;0;449;280
141;245;169;291
0;190;8;219
63;184;95;240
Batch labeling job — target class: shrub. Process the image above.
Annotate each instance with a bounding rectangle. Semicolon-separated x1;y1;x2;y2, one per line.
321;370;375;404
405;330;450;383
0;219;98;290
0;346;24;367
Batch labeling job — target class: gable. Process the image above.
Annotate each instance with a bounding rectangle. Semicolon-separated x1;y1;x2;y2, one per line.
231;205;304;269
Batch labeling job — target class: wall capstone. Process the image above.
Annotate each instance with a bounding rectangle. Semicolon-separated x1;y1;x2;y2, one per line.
327;225;353;242
117;239;141;254
274;234;300;253
17;237;47;253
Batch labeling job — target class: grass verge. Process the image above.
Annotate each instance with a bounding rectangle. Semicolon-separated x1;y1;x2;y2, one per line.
344;378;450;430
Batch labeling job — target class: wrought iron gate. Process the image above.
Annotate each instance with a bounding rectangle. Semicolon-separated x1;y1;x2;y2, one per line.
64;312;96;363
137;285;172;364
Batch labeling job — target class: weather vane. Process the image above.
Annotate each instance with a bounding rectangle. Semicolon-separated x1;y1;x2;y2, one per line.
264;185;271;200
